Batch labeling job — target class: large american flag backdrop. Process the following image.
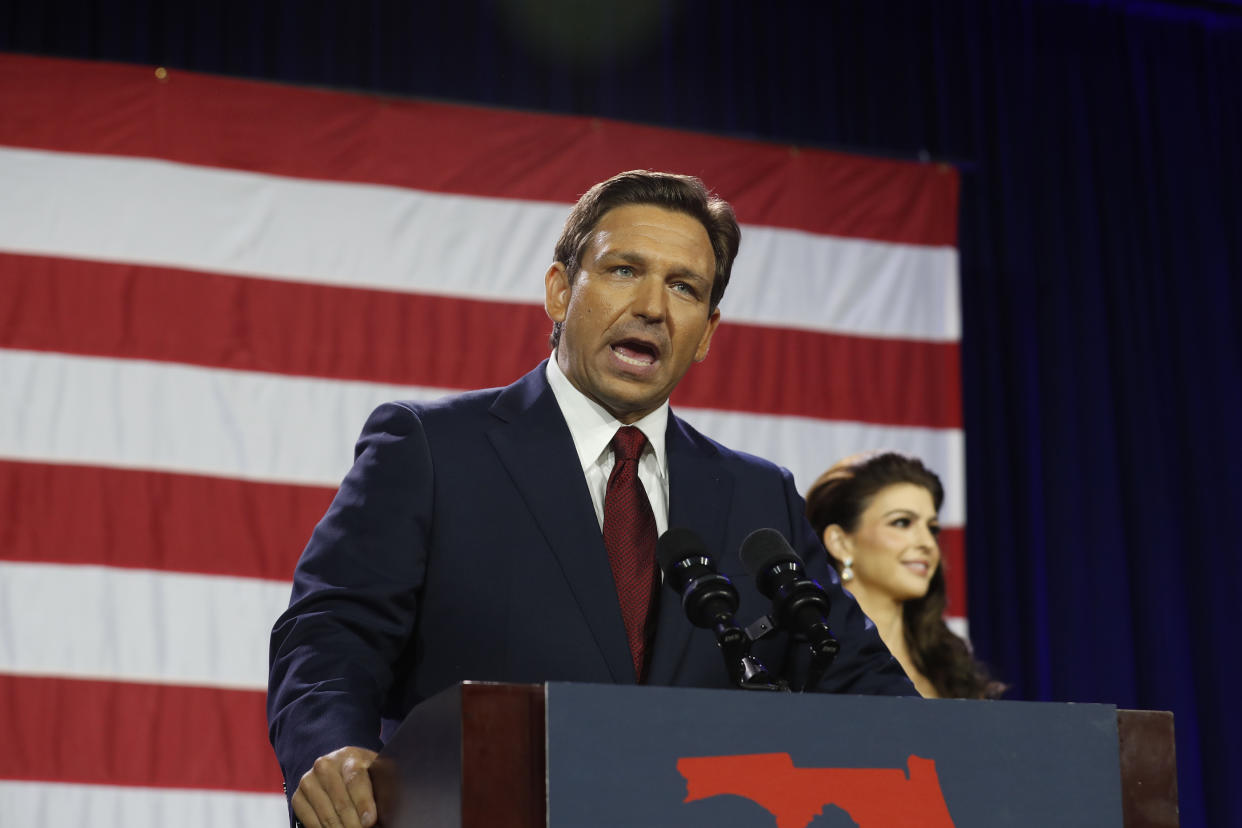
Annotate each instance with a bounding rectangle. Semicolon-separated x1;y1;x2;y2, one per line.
0;54;963;824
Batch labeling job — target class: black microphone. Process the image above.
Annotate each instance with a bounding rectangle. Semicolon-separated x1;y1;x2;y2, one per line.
656;527;741;632
739;528;840;690
657;528;783;690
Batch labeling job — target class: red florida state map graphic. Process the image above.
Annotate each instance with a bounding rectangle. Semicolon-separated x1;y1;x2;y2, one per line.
677;752;956;828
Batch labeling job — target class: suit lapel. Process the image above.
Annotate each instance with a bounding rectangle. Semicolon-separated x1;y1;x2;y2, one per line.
647;413;735;685
486;363;635;683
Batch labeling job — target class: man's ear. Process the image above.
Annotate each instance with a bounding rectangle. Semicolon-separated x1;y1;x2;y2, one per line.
821;525;852;567
693;307;722;363
545;262;570;323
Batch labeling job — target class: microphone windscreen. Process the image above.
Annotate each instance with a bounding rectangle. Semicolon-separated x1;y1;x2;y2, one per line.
656;527;709;574
739;528;801;575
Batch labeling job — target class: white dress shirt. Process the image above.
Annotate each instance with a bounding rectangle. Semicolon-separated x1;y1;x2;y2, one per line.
545;357;670;535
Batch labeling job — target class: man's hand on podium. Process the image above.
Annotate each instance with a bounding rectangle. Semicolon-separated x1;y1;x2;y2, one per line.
293;746;379;828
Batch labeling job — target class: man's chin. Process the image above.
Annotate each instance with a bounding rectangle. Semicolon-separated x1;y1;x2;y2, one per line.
595;386;666;424
570;360;678;421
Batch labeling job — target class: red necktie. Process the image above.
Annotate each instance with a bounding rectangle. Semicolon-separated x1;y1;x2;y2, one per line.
603;426;658;681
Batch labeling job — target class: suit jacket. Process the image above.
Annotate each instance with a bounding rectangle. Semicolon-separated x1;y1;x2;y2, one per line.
267;361;913;794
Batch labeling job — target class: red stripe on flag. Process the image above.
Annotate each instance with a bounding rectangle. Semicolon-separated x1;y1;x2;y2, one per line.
0;674;281;793
938;527;967;617
0;459;969;617
0;54;958;246
0;459;328;582
682;322;961;429
0;252;961;428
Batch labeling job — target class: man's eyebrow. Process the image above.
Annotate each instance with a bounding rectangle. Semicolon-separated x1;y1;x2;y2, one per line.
670;265;711;284
597;249;650;266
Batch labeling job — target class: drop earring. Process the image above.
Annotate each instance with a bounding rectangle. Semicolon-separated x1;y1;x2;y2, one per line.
841;556;855;583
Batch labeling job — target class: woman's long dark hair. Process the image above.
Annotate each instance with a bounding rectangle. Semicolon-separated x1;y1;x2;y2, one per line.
805;452;1005;699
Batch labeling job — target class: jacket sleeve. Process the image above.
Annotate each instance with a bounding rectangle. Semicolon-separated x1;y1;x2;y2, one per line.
266;402;434;800
778;467;917;696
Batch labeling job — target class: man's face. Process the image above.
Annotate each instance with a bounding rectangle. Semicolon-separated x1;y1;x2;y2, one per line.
545;204;721;424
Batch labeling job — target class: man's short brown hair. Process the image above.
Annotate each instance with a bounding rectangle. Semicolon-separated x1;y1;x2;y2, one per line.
549;170;741;349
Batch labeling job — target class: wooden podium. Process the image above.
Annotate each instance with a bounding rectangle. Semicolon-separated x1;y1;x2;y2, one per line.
370;682;1176;828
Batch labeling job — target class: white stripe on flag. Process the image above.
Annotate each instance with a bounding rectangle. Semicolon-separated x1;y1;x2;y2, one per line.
0;781;287;828
0;348;425;487
0;349;965;523
0;146;959;340
0;561;289;689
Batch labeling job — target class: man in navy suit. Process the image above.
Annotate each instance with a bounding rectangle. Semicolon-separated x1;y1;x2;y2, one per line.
268;170;914;828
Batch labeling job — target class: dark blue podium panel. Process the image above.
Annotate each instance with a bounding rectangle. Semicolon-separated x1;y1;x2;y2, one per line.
546;683;1123;828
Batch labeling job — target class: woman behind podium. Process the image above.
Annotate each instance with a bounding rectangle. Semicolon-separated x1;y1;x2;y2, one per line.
805;452;1004;699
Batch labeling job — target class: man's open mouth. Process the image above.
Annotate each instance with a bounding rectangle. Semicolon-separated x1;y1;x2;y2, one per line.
611;339;660;366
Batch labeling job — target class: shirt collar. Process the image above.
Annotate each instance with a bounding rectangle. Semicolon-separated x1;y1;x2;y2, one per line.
545;355;669;476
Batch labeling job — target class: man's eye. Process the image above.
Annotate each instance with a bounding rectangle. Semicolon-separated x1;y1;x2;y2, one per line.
671;281;699;298
891;518;910;528
614;265;635;277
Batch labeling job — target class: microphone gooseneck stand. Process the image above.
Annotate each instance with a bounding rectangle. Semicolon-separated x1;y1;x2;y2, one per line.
739;528;841;692
657;528;787;691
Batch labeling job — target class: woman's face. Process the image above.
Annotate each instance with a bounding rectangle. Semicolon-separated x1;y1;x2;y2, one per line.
830;482;941;604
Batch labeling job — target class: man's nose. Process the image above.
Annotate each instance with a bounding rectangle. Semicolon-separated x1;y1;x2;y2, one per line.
631;275;666;320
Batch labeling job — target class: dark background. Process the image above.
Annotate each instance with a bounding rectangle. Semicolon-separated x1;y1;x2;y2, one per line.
4;1;1238;825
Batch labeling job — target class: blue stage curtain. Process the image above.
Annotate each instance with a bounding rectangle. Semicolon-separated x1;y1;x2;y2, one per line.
952;9;1241;828
4;1;1239;824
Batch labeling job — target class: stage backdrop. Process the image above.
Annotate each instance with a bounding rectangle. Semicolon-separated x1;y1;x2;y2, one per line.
0;54;961;824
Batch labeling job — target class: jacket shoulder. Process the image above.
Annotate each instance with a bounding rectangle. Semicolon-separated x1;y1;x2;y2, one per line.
386;362;549;429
